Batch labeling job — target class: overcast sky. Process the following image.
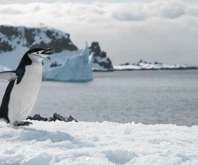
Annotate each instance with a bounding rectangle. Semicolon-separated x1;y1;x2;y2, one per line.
0;0;198;65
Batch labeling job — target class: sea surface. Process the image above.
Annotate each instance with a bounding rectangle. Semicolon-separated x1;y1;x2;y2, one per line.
0;70;197;126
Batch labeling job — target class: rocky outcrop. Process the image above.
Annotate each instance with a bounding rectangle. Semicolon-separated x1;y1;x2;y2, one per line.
27;113;78;122
89;42;113;71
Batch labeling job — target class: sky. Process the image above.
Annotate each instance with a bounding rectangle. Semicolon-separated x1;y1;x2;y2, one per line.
0;0;198;65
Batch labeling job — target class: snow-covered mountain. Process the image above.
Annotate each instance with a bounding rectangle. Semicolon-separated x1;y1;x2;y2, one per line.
0;25;77;55
114;60;198;71
89;42;113;71
0;25;93;81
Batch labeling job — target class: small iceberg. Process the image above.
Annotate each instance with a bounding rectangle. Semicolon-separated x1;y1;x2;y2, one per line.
43;44;93;82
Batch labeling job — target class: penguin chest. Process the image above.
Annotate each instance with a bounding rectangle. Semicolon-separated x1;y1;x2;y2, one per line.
8;63;42;123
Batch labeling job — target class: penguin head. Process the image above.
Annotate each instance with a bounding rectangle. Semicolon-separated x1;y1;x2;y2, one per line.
26;48;54;62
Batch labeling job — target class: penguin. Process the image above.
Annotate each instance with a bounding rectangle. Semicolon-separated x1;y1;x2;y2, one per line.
0;48;54;126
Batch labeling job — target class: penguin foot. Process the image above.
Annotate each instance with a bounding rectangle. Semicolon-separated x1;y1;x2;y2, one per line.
13;121;33;126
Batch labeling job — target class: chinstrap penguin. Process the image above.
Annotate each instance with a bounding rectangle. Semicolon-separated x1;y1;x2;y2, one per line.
0;48;54;126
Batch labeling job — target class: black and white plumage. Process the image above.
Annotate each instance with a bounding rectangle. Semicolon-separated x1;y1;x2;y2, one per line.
0;48;54;126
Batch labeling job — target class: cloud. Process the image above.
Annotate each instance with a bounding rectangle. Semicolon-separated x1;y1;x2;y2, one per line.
0;6;23;15
93;8;105;15
0;1;197;24
112;4;147;21
0;0;198;64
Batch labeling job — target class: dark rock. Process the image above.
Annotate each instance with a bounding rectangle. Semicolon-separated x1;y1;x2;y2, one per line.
26;116;33;120
46;30;56;40
33;114;48;121
26;114;48;121
24;28;35;46
50;61;61;68
0;26;19;37
154;61;162;65
120;62;130;66
89;41;113;70
66;115;78;122
100;51;107;58
48;117;55;122
31;36;78;53
27;113;78;122
53;113;66;121
0;41;13;52
138;59;143;64
89;42;101;54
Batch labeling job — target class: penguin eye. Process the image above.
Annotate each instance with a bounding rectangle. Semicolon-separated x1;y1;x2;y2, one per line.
37;52;39;54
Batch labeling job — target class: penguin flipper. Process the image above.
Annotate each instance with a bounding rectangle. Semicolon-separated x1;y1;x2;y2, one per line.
0;71;17;81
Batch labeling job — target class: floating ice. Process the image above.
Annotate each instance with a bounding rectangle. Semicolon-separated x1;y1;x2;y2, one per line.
43;44;93;82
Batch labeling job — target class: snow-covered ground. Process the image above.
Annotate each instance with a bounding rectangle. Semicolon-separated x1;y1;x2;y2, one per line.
0;121;197;165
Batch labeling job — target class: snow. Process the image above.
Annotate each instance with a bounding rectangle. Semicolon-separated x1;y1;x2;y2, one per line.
92;56;113;71
32;26;69;45
114;64;141;70
43;44;93;82
95;56;108;63
0;121;197;165
33;30;51;45
92;62;107;71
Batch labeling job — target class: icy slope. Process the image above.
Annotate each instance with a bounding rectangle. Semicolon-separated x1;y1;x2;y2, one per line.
0;121;197;165
115;60;198;71
43;44;93;82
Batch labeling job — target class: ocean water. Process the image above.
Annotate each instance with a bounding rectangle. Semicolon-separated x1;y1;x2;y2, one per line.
0;70;197;126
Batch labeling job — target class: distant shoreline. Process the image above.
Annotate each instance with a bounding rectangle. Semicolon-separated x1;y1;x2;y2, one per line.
93;68;198;72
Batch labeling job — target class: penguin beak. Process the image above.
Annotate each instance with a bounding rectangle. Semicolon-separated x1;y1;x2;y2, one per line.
41;48;54;55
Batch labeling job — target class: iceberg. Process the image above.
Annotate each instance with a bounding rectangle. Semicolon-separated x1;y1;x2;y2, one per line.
43;44;93;82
